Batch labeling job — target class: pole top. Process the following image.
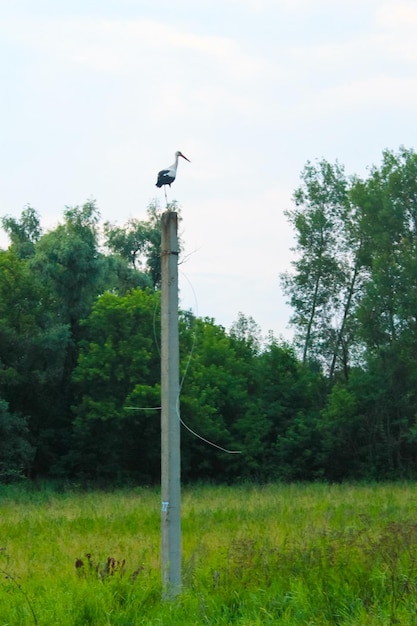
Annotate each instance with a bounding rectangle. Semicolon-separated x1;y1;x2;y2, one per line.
161;210;178;225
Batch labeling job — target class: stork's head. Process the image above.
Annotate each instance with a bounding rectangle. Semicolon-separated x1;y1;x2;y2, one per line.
176;151;190;162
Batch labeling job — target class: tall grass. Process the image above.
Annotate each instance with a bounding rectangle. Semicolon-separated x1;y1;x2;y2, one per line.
1;482;417;624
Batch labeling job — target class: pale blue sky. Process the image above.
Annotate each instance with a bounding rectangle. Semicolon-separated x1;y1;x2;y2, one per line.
1;0;416;340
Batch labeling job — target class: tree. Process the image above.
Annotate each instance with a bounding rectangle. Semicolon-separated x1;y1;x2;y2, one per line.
351;148;417;474
31;201;104;329
283;147;417;478
229;312;263;354
250;338;325;480
354;148;417;351
104;201;180;289
281;160;364;379
69;288;161;481
179;315;251;480
0;399;34;483
1;206;42;258
0;200;181;480
0;247;70;476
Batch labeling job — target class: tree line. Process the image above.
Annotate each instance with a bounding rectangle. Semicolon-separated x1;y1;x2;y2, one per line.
1;146;417;484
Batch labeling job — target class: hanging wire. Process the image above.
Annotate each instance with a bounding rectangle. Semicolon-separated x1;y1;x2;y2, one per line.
177;270;242;454
125;406;161;411
125;257;243;454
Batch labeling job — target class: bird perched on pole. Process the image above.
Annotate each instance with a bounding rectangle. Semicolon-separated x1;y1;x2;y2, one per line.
156;151;190;189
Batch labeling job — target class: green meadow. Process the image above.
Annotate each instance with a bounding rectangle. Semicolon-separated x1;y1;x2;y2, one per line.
1;482;417;625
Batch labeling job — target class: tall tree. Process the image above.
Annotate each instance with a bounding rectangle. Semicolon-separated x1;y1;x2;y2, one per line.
23;201;107;473
0;247;70;476
354;147;417;351
1;206;42;258
281;160;362;378
31;201;103;329
283;147;417;477
0;399;34;482
69;288;161;481
351;148;417;473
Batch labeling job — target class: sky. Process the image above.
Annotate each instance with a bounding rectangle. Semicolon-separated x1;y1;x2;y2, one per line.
1;0;417;342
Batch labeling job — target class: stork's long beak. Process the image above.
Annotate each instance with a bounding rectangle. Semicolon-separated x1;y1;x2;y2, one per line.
179;153;190;162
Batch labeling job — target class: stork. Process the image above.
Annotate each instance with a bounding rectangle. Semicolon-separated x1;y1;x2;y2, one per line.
156;151;190;205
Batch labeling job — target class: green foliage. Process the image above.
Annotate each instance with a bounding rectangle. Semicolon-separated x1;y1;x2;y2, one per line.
179;315;256;479
281;159;360;374
0;247;70;476
0;400;34;483
316;383;363;480
69;288;161;481
3;147;417;484
233;340;324;481
104;201;178;289
31;201;103;327
281;146;417;480
1;205;42;259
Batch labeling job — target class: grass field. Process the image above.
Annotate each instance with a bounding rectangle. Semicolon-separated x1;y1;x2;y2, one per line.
1;482;417;625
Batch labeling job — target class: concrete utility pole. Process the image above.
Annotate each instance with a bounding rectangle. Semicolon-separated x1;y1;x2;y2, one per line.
160;210;181;598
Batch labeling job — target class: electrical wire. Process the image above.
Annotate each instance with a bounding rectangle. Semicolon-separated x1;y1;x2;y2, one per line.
177;270;242;454
125;407;161;411
126;264;242;454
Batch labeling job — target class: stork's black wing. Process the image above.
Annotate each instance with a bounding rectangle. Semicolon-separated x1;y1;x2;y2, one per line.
156;169;175;188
